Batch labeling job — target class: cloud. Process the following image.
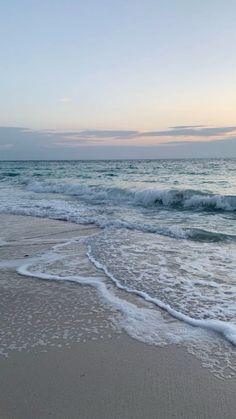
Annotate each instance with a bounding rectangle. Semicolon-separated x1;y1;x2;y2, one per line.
0;126;236;159
59;97;72;103
45;129;138;138
0;127;57;154
76;130;138;139
47;126;236;142
171;125;206;129
0;143;14;150
143;126;236;137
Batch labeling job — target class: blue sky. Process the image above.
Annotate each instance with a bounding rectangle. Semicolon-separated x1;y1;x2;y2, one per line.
0;0;236;159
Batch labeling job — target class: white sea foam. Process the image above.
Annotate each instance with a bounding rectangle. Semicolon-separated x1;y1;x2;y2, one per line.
16;233;236;346
0;257;40;269
17;259;203;351
18;252;236;348
13;235;236;378
87;228;236;318
86;247;236;346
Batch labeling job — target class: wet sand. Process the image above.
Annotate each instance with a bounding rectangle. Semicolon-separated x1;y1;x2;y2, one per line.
0;215;236;419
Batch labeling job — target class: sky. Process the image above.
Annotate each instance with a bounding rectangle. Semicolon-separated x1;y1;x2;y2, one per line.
0;0;236;159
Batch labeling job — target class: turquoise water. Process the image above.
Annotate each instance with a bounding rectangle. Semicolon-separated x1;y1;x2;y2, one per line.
0;159;236;354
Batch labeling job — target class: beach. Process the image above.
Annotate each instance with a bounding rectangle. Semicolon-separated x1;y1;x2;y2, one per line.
0;214;236;419
2;0;236;415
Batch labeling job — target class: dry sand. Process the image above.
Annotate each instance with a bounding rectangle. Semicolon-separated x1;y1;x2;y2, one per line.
0;214;236;419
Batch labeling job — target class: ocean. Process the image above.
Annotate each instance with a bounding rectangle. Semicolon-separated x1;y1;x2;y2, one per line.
0;159;235;377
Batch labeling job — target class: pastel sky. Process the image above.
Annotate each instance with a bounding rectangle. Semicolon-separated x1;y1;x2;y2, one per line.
0;0;236;159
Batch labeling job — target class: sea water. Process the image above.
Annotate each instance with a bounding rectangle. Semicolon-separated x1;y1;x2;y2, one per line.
0;159;235;376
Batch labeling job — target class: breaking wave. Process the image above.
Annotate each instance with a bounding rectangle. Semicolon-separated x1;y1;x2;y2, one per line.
28;181;236;212
0;196;235;243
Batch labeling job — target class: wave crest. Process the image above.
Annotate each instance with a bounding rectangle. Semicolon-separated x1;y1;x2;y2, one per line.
28;181;236;212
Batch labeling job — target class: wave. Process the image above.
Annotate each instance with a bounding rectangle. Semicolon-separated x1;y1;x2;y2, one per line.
86;247;236;346
98;220;236;242
28;181;236;212
0;196;234;243
13;232;236;378
185;228;236;242
134;189;236;212
17;249;236;348
0;172;20;178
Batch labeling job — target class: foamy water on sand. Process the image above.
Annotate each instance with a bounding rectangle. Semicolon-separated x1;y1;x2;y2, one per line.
0;159;235;377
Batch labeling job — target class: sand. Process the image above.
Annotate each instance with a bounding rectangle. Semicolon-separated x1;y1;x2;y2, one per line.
0;214;236;419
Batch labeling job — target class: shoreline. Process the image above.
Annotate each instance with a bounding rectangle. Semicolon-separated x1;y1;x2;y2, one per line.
0;214;236;418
